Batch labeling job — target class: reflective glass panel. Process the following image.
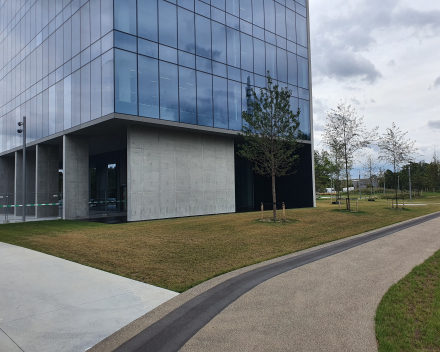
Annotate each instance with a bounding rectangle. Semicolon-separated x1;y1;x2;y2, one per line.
139;39;159;58
227;27;240;67
240;0;252;22
178;8;195;54
197;71;213;127
286;9;296;42
212;22;227;64
228;79;241;130
240;33;253;72
196;15;211;59
275;3;286;37
114;0;136;35
266;43;276;79
81;63;91;123
138;0;158;41
297;56;308;89
115;50;138;115
264;0;275;33
115;31;137;52
91;57;102;120
296;13;307;47
159;1;177;48
178;67;196;124
287;52;297;85
213;76;228;128
253;39;265;75
277;47;287;82
138;55;159;118
159;61;179;121
64;75;72;129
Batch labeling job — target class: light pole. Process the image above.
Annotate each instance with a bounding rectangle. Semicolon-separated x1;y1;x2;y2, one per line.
359;170;361;199
398;175;400;194
409;165;412;202
17;116;26;223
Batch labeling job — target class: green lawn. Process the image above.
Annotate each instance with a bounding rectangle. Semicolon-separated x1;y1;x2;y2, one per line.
1;194;440;292
375;249;440;351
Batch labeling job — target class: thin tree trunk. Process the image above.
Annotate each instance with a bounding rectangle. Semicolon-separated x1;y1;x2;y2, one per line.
272;172;277;221
345;152;350;211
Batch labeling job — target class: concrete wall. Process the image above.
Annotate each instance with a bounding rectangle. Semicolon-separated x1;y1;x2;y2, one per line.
63;135;89;220
0;156;15;215
127;126;235;221
36;145;60;218
14;150;36;216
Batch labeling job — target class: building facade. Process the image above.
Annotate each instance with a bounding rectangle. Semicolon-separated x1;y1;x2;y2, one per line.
0;0;314;221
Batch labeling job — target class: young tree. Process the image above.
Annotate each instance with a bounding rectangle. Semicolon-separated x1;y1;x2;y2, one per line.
377;122;419;205
238;74;302;221
428;152;440;191
362;153;378;198
322;102;377;210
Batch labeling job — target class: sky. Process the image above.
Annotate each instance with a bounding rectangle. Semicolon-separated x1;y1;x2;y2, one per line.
309;0;440;174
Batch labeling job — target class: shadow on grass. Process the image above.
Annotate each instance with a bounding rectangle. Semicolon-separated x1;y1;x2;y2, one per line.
330;209;368;215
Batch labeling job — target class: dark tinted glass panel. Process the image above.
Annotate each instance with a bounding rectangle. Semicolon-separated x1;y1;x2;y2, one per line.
298;98;310;139
266;43;276;79
197;71;213;127
296;14;307;47
212;22;226;63
178;67;196;124
297;56;308;89
253;39;265;75
264;0;275;33
114;0;136;35
213;76;228;128
228;79;241;130
227;27;240;67
277;48;287;82
196;15;211;59
240;33;253;72
159;1;177;48
226;0;239;16
287;52;297;85
115;31;137;52
178;8;195;54
115;50;138;115
138;39;159;58
138;56;159;118
159;61;179;121
138;0;158;41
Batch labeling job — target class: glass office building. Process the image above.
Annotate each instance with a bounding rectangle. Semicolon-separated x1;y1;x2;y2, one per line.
0;0;314;222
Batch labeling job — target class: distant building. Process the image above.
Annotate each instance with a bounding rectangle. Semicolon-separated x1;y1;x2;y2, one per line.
352;176;378;189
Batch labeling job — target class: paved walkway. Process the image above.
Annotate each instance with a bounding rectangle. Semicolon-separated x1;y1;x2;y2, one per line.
0;243;178;352
91;212;440;352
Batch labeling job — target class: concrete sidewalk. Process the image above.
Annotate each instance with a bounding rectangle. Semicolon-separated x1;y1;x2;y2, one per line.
0;242;178;352
91;213;440;352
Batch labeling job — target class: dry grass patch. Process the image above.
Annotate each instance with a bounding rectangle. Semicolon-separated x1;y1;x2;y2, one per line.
1;198;440;292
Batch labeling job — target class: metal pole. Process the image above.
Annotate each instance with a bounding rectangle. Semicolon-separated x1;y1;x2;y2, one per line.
409;166;412;202
22;116;26;222
359;171;361;199
398;175;400;194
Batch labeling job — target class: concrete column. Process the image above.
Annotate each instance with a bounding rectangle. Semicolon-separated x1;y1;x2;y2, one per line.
36;145;60;218
0;155;15;216
14;150;36;216
63;135;89;220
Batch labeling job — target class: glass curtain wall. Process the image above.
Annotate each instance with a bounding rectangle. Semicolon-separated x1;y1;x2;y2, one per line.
113;0;311;139
0;0;114;154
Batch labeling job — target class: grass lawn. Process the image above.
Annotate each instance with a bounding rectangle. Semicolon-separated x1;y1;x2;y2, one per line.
1;194;440;293
375;249;440;351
